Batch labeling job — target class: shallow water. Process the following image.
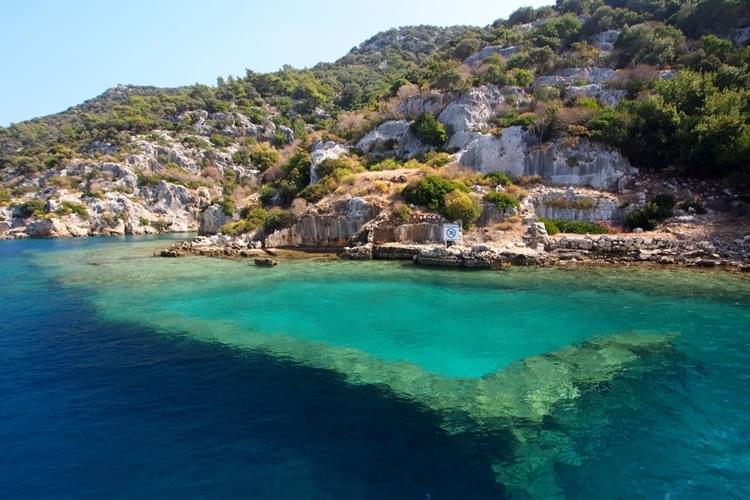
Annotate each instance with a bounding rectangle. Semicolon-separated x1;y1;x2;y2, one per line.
2;236;749;499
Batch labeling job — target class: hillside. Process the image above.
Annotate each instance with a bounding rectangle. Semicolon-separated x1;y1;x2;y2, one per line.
1;0;750;267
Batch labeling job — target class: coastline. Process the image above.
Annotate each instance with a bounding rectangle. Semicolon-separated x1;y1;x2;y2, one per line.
156;234;750;273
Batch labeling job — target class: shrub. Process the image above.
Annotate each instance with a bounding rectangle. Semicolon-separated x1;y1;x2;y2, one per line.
624;194;675;230
263;210;295;232
220;196;236;216
369;159;402;171
483;172;513;187
539;217;608;235
402;175;469;211
210;133;232;148
512;69;534;88
484;191;520;210
453;38;481;60
394;204;411;224
17;199;46;218
615;23;686;68
422;151;452;167
220;220;256;236
298;182;332;203
443;191;481;228
249;143;280;170
411;113;448;147
56;201;88;218
0;187;11;205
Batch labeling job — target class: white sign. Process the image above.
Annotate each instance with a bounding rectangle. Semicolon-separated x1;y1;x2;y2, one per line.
442;223;462;242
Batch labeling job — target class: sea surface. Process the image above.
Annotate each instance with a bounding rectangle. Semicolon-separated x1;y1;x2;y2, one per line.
1;236;749;499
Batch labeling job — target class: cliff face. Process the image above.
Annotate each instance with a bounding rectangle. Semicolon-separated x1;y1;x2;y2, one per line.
264;198;380;248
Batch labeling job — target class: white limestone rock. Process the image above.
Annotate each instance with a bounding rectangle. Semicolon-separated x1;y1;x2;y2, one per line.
533;67;615;89
456;126;528;176
565;85;627;107
592;30;620;52
356;120;429;158
396;92;447;119
310;141;349;184
455;127;637;191
438;85;506;149
199;204;232;235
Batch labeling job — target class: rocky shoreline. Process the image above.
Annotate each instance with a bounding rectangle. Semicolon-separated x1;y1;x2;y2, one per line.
157;229;750;273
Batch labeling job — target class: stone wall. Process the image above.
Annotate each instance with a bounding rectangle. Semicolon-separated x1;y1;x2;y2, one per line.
530;188;624;223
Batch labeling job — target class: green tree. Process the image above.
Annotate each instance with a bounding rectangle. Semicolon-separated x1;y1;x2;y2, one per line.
443;191;481;227
411;113;448;147
615;22;686;67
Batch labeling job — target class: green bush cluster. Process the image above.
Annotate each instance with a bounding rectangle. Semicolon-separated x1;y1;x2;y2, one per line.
0;187;10;205
16;199;46;218
588;70;750;178
402;175;482;226
262;151;312;205
624;194;675;230
219;195;236;216
402;175;469;211
55;201;88;218
232;143;280;171
410;113;448;147
483;191;520;210
443;191;481;227
539;217;608;235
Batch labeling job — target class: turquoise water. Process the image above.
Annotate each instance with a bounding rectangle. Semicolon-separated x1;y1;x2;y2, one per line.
3;236;750;498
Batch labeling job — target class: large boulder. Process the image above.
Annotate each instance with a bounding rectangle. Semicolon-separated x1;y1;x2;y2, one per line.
199;204;232;235
25;218;71;238
438;85;506;149
456;126;528;176
396;91;447;119
310;142;349;184
142;180;195;212
356;120;429;158
526;139;636;191
99;162;139;192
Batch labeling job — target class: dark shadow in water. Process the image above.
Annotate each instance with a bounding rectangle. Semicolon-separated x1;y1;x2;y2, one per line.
0;270;511;500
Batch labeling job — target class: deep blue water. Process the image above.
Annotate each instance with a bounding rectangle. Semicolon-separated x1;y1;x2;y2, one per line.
1;236;750;499
0;238;508;499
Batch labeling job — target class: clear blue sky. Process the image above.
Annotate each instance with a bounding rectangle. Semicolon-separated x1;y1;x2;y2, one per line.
1;0;550;126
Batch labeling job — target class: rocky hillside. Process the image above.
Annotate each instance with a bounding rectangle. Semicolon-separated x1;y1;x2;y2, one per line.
1;0;749;255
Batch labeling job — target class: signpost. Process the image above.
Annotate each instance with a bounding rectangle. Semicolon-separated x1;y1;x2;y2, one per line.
442;223;462;245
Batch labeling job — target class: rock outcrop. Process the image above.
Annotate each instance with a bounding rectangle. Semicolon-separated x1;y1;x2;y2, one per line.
396;91;447;119
438;85;506;149
356;120;429;158
199;205;232;235
464;45;520;65
455;127;637;191
592;30;620;52
533;67;615;88
265;197;379;248
530;187;625;224
565;84;626;107
310;141;349;184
